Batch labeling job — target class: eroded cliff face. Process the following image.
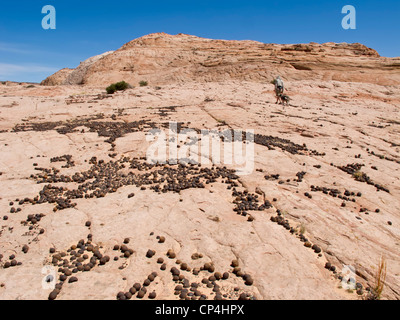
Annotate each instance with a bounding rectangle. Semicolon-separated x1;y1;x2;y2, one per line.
41;32;400;87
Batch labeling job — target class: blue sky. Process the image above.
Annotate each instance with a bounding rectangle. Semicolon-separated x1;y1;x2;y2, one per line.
0;0;399;82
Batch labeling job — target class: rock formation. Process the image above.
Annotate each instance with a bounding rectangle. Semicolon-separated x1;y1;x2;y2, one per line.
41;33;400;87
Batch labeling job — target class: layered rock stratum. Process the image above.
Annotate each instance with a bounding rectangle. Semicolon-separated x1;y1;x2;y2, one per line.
0;33;399;300
42;32;400;87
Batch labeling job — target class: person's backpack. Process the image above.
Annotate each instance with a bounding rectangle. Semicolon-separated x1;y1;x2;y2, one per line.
275;78;283;88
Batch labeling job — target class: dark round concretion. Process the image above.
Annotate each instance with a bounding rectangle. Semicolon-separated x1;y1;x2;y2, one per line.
171;267;180;276
231;259;239;267
236;270;245;278
214;272;222;280
143;278;151;286
137;290;145;299
68;276;78;283
64;269;72;276
148;274;155;282
133;283;141;291
48;290;59;300
169;252;176;259
124;292;132;300
113;245;120;250
325;262;331;269
157;257;164;264
85;221;91;227
160;263;166;270
179;292;187;299
146;249;155;258
233;267;241;274
180;263;188;270
238;293;248;300
312;245;321;254
222;272;229;280
22;244;29;253
129;287;137;295
149;291;156;299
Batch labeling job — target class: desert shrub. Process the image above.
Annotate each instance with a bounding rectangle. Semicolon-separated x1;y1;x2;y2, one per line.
366;257;387;300
139;80;148;87
106;81;130;94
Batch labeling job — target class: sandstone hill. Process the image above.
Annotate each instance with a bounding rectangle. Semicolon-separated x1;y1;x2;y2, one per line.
41;33;400;87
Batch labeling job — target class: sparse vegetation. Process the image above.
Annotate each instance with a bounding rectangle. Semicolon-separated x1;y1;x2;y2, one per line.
139;80;148;87
352;170;365;180
299;223;306;235
106;81;130;94
365;257;387;300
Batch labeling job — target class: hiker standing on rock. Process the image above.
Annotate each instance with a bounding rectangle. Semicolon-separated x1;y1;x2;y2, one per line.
274;76;284;104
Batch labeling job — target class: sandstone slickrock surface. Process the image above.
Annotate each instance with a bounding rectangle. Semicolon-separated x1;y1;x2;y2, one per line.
1;33;400;300
41;33;400;87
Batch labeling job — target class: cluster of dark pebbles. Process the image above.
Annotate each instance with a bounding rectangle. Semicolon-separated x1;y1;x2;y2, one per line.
115;244;256;300
0;254;22;269
12;115;157;149
242;131;325;156
310;185;361;203
47;235;111;300
156;106;178;117
232;189;272;217
264;174;280;181
336;163;390;193
270;211;321;254
169;259;255;300
23;157;252;216
367;149;400;165
295;171;306;182
113;242;135;259
117;273;158;300
50;155;75;168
